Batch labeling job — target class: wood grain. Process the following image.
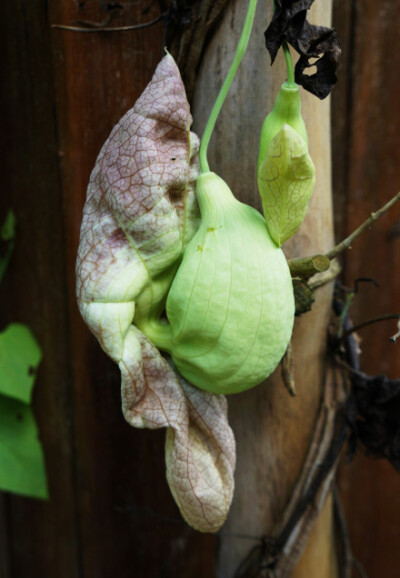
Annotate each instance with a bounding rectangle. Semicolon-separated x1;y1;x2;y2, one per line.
1;1;215;577
291;493;338;578
0;1;80;576
48;1;216;576
191;1;336;575
332;1;400;577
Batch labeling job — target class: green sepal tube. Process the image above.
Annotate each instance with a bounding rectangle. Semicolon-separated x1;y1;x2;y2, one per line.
257;82;307;173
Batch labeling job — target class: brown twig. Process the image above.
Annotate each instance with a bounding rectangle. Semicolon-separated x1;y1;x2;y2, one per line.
51;14;163;33
308;259;341;290
267;361;349;577
326;191;400;260
291;191;400;286
289;192;400;283
281;342;296;396
288;254;330;279
69;10;116;29
339;313;400;343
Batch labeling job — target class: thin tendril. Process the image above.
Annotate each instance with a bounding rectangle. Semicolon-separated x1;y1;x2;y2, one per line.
199;0;258;173
282;40;295;85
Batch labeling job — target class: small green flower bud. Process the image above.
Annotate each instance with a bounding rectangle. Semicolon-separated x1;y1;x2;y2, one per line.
257;83;315;246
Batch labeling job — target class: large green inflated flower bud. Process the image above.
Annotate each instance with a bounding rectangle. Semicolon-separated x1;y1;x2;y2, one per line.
257;82;315;246
141;172;295;395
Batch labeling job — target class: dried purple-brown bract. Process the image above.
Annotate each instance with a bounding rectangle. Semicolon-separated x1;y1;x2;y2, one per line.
76;55;235;533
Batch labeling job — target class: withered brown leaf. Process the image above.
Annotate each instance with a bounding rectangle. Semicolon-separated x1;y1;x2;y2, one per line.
76;55;235;532
264;0;341;99
348;371;400;474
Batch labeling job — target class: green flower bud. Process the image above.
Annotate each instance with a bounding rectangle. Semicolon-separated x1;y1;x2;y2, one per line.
142;172;295;395
257;83;315;246
257;83;308;172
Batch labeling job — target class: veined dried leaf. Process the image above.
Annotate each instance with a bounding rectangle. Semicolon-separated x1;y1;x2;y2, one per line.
76;55;235;532
122;329;235;531
258;123;315;246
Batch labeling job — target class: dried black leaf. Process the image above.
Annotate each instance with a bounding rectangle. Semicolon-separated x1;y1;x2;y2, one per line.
159;0;194;27
349;372;400;473
333;286;400;474
264;0;313;63
294;23;341;99
264;0;341;99
353;277;379;293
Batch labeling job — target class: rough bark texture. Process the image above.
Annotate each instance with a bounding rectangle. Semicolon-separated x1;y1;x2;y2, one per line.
0;1;216;576
190;1;335;575
332;1;400;577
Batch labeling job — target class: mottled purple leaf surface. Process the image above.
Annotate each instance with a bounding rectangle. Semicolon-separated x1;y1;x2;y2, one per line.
76;55;235;532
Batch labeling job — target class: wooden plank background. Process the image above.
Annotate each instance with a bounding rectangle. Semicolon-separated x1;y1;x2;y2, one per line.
0;1;399;577
332;1;400;577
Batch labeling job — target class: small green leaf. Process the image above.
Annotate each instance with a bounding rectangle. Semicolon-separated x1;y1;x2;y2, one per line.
0;395;48;499
0;323;42;404
258;124;315;246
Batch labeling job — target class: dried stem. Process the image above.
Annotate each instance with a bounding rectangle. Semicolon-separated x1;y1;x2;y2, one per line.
287;191;400;283
340;313;400;342
268;361;349;576
326;191;400;260
51;14;163;33
288;254;330;279
67;11;116;29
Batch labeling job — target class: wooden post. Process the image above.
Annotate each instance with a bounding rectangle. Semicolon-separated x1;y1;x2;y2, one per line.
333;2;400;575
191;1;336;575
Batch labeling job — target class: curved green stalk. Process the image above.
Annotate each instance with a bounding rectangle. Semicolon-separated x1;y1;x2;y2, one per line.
282;40;295;86
199;0;258;173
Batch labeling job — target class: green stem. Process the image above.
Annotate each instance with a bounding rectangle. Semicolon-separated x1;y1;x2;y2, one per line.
282;40;295;86
199;0;258;173
272;0;295;85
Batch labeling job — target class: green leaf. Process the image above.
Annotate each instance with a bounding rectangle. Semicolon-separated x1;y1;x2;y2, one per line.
0;323;42;404
0;210;16;283
0;216;47;500
258;124;315;246
0;395;48;499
